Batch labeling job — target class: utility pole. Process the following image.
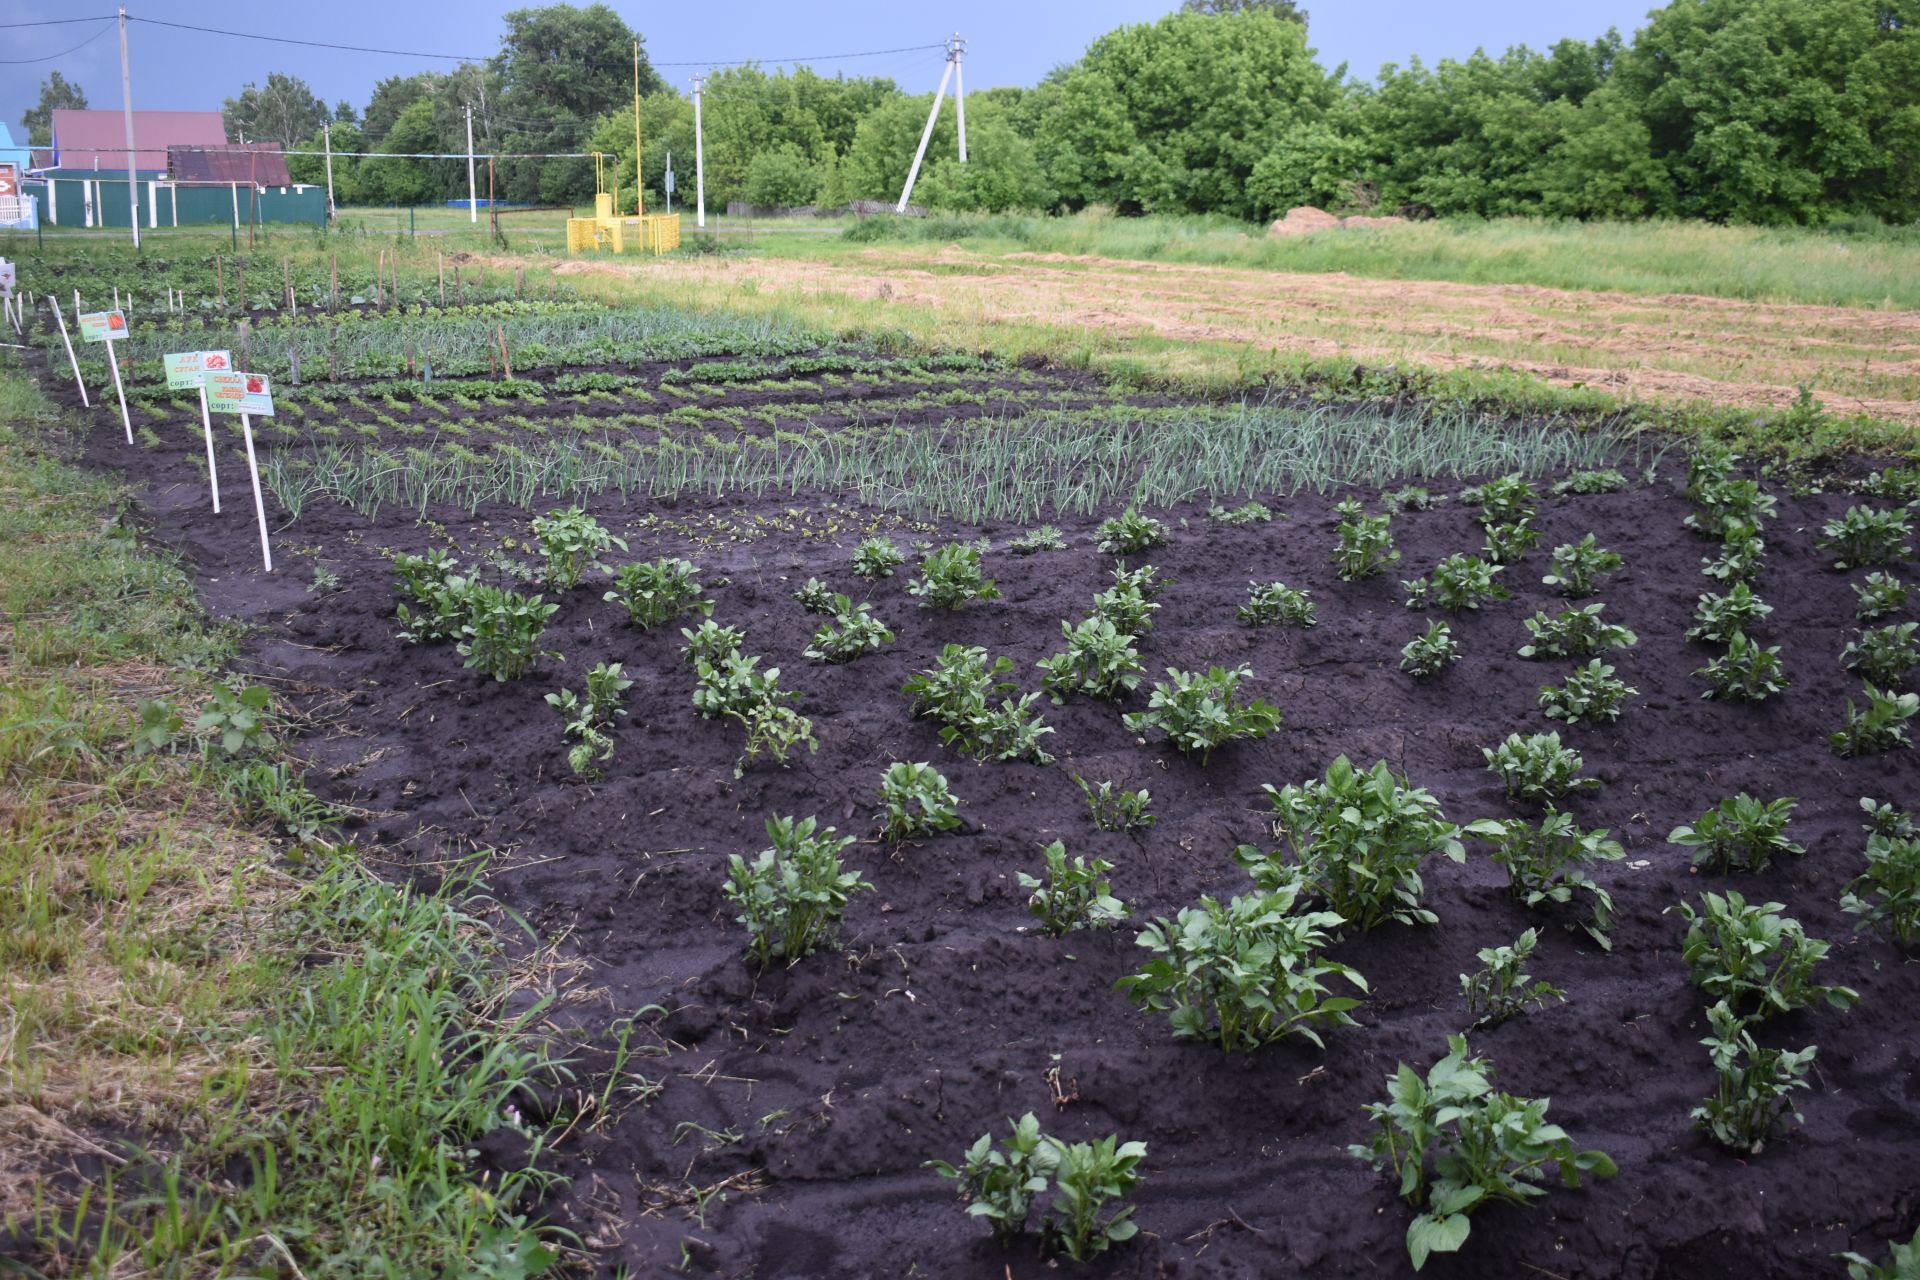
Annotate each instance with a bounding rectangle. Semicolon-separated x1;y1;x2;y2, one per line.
692;75;706;229
118;6;139;249
322;121;336;220
465;103;477;223
953;33;968;163
632;40;643;216
896;33;966;215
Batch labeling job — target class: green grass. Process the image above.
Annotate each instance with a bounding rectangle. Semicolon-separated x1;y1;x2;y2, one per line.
813;210;1920;310
0;361;572;1277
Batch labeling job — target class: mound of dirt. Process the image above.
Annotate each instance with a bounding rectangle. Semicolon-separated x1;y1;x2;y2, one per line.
1266;206;1341;237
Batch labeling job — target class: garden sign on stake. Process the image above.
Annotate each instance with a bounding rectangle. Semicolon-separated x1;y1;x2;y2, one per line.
205;370;276;572
48;297;89;407
77;308;130;442
165;349;232;513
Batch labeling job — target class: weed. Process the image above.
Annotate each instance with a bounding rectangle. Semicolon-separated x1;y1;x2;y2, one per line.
606;558;710;629
1519;605;1638;659
1820;505;1912;570
1691;1001;1816;1154
878;761;962;840
1122;665;1282;763
1074;777;1155;832
1333;499;1399;581
1401;621;1460;678
1238;581;1317;627
1839;798;1920;947
1698;633;1790;701
1460;929;1565;1025
1466;813;1624;948
130;698;185;757
1094;508;1170;555
225;762;335;843
1019;842;1129;936
1482;732;1598;808
1350;1035;1615;1271
1117;881;1367;1051
195;684;278;757
1543;535;1622;598
1038;617;1144;703
531;506;624;590
723;815;872;969
908;543;1001;610
1831;683;1920;756
1670;795;1803;873
1539;660;1637;725
1672;891;1858;1020
1254;756;1465;929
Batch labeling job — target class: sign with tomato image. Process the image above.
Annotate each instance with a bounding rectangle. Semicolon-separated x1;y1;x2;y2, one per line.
165;349;234;390
205;370;275;416
78;310;128;342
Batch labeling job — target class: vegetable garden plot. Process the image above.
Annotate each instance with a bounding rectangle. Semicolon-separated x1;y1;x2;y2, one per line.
64;337;1920;1280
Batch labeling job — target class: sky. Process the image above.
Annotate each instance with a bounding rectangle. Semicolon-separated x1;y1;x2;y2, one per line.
4;1;1660;149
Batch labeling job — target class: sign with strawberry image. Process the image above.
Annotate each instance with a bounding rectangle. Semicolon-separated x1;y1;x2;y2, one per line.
205;370;275;416
165;349;235;390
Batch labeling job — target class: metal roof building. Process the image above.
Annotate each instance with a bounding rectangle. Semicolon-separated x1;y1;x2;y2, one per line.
34;108;226;175
169;144;292;186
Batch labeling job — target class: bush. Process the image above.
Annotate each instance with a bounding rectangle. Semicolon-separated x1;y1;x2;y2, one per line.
1122;665;1282;763
1460;473;1537;526
927;1117;1146;1261
1669;794;1803;873
791;577;838;614
1090;563;1167;634
1117;882;1367;1052
722;815;871;970
1350;1035;1616;1271
1672;891;1857;1020
743;143;821;208
392;548;470;643
1687;478;1777;539
1253;756;1464;929
1853;572;1907;621
1481;520;1540;565
804;599;895;663
1410;555;1508;612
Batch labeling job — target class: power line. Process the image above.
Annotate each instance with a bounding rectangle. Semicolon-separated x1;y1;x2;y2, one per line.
0;14;114;26
0;20;113;64
127;16;484;61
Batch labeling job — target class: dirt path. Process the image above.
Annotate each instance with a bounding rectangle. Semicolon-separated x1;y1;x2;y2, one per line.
606;247;1920;427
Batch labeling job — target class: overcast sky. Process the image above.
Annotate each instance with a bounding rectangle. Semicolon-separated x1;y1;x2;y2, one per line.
7;1;1658;148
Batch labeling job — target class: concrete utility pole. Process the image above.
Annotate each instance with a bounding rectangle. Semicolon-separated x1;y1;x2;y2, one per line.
465;104;477;222
896;34;967;215
118;6;139;248
691;75;706;228
954;33;968;163
322;121;336;220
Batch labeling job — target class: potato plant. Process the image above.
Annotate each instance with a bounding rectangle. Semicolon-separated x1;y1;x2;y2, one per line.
1122;665;1282;764
680;619;745;665
392;548;470;643
1820;505;1912;570
1539;660;1637;725
1552;469;1627;495
1697;633;1790;701
1468;812;1624;947
877;761;962;840
1687;583;1772;643
850;536;906;578
1117;883;1367;1051
1208;500;1272;526
927;1117;1146;1261
1385;484;1437;511
904;644;1055;764
1238;581;1317;628
1686;478;1777;539
1254;756;1465;929
1702;519;1766;584
804;598;895;663
1400;621;1460;678
1480;520;1540;565
1672;891;1858;1020
1091;563;1167;634
1008;524;1068;555
1669;794;1803;873
1853;572;1908;622
1518;604;1638;659
1686;448;1738;503
1459;929;1565;1026
1461;473;1537;526
926;1113;1056;1244
907;543;1001;610
692;652;794;719
791;577;839;614
605;557;710;629
1018;842;1129;936
1841;1226;1920;1280
1543;535;1622;598
1350;1035;1616;1271
530;506;625;590
457;585;560;682
545;661;632;779
1691;1001;1816;1155
1831;683;1920;756
1332;499;1399;581
733;701;818;777
1037;617;1144;703
1407;554;1508;612
1074;776;1155;832
723;815;872;969
1482;732;1598;809
1094;508;1170;555
1839;798;1920;947
1841;622;1920;685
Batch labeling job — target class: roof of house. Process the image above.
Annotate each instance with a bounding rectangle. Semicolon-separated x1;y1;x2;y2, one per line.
0;124;30;172
169;143;292;186
39;109;227;171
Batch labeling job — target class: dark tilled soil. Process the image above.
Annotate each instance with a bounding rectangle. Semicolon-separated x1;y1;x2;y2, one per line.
75;378;1920;1280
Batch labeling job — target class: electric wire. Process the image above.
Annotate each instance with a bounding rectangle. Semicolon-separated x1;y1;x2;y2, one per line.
0;19;113;64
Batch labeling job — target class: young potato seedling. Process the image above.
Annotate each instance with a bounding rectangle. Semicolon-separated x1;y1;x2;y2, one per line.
1669;794;1803;873
1074;776;1155;832
1122;665;1282;763
1480;519;1540;565
1688;583;1772;643
1037;617;1145;703
1518;604;1637;659
1467;812;1624;948
1539;661;1637;725
1831;683;1920;756
1697;633;1789;701
805;597;895;663
1672;891;1858;1021
1400;621;1460;678
1332;499;1399;581
1820;505;1912;570
1209;500;1272;526
1239;581;1317;627
908;543;1001;610
877;761;962;840
791;577;839;614
1687;478;1777;539
1702;519;1766;584
1852;572;1908;622
1460;473;1537;526
723;815;871;969
1018;842;1129;936
1459;928;1565;1026
1094;508;1170;555
605;557;710;629
457;585;560;682
1482;732;1599;809
1839;798;1920;948
531;506;625;590
1543;535;1622;598
1692;1001;1816;1155
850;536;906;578
1840;622;1920;685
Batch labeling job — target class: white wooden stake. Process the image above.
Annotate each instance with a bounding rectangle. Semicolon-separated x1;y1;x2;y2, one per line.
107;340;132;443
240;413;272;572
198;382;221;513
50;299;89;407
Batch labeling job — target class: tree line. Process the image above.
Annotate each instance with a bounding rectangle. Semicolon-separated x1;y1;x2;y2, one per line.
23;0;1917;226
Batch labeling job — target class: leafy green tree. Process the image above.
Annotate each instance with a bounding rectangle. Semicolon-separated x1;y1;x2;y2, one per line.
222;72;330;148
22;71;86;147
1182;0;1307;19
1035;9;1338;217
744;143;820;207
288;120;364;204
492;3;658;202
362;74;437;146
356;98;439;205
